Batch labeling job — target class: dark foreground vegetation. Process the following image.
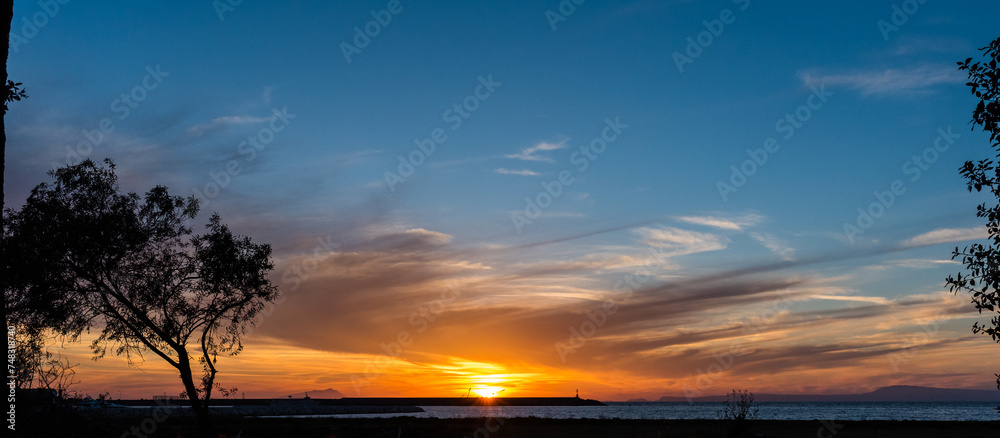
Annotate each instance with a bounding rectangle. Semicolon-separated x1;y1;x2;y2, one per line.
12;412;1000;438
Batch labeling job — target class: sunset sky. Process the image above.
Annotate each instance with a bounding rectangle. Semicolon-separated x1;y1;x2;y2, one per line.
5;1;1000;401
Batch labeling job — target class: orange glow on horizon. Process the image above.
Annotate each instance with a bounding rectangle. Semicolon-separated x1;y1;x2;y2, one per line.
467;374;510;398
471;385;505;398
39;316;999;401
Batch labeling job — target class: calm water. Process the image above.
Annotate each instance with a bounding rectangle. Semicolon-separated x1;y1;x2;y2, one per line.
328;402;1000;421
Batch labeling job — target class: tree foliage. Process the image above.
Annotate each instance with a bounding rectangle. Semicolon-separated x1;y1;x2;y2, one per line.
4;79;27;114
3;159;280;436
946;36;1000;396
10;326;79;397
717;389;759;438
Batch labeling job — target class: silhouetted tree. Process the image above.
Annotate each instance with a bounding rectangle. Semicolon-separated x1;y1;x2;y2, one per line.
10;327;78;396
2;0;20;252
4;3;31;404
3;159;280;437
946;36;1000;409
3;2;14;336
717;389;759;438
2;0;12;212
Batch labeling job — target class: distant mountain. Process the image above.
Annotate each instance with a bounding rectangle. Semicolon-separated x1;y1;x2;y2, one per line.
655;386;1000;403
283;388;345;399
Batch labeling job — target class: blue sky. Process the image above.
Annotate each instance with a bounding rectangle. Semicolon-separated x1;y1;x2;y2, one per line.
6;1;1000;399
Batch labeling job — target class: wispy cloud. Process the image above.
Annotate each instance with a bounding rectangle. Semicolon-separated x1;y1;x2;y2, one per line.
748;231;796;261
902;227;986;247
361;225;454;250
634;226;727;256
505;141;566;162
800;64;963;96
892;36;971;56
810;294;891;305
876;258;959;270
188;114;274;135
495;168;540;176
674;213;764;231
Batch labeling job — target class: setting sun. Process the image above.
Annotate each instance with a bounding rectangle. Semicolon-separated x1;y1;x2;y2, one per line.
472;386;506;398
466;374;510;398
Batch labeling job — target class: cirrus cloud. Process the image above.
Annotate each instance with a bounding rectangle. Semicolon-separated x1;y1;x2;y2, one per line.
902;227;987;247
505;141;567;162
495;168;540;176
800;64;963;96
674;213;764;231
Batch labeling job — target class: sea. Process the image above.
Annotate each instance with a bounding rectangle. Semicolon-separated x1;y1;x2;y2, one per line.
325;402;1000;421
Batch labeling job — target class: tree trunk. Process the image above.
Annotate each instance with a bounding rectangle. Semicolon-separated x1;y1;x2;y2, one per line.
178;355;213;438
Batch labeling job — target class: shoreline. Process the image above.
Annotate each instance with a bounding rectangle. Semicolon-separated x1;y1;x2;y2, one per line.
83;416;1000;438
110;396;605;407
76;404;425;417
